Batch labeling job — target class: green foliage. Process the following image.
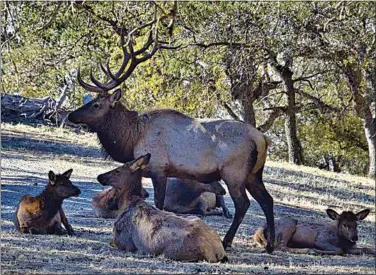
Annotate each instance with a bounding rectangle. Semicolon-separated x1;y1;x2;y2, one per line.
1;2;374;176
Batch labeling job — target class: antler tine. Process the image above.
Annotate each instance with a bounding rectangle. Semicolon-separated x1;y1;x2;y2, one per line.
77;21;161;92
105;58;119;81
134;31;154;55
77;67;104;93
90;67;110;90
137;29;159;63
99;60;111;79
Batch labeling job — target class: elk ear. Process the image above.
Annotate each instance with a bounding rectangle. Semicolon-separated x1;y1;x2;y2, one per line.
109;89;122;108
129;154;151;172
326;209;340;220
62;169;73;179
48;171;57;185
355;209;370;221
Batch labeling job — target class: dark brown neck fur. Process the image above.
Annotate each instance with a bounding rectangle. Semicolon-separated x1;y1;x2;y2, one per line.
94;104;141;163
37;186;63;220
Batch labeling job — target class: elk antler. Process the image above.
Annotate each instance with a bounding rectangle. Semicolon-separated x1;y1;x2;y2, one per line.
78;22;160;93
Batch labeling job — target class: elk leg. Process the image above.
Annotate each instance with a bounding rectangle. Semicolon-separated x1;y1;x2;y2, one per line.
197;201;222;216
59;208;74;235
313;241;344;255
151;175;167;210
280;247;316;254
50;223;65;235
216;195;232;219
347;247;376;255
246;167;275;254
222;184;250;249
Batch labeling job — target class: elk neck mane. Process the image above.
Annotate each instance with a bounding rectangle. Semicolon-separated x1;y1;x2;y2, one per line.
95;103;142;163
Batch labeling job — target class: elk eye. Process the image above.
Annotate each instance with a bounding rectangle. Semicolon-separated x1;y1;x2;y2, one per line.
115;170;120;174
92;103;100;109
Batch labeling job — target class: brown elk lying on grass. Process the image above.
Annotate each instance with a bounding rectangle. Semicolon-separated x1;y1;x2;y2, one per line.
92;179;231;219
14;169;80;235
253;208;376;256
92;186;149;219
97;154;228;262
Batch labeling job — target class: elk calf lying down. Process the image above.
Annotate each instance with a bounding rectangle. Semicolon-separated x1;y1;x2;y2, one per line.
92;178;231;219
14;169;80;235
97;154;228;262
92;186;149;218
253;208;375;255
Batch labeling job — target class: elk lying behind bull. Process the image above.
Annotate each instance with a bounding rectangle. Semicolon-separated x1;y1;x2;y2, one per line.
92;178;231;219
253;209;375;256
14;169;80;235
97;154;228;262
67;27;275;251
92;185;149;219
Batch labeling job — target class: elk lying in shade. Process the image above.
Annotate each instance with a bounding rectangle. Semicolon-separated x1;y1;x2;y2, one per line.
68;28;275;251
97;154;228;263
92;186;149;219
92;179;231;219
14;169;80;235
253;208;375;256
163;178;232;218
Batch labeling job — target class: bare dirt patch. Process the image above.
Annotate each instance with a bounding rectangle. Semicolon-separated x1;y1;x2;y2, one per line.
1;123;375;274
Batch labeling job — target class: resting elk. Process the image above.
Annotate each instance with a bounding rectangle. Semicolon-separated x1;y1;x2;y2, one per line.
92;186;149;219
253;209;375;255
68;28;275;251
14;169;80;235
92;178;231;219
97;154;228;262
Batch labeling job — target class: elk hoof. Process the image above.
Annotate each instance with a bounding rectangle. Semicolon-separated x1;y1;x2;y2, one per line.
266;243;274;254
222;240;232;250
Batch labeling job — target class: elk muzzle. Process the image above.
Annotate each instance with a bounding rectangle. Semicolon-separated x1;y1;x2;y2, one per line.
97;174;109;186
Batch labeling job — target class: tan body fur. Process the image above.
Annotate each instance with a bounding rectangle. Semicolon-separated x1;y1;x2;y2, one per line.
253;209;375;256
97;154;228;262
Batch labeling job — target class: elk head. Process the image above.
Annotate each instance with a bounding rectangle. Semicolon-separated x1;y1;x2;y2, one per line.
68;26;160;127
97;154;151;191
48;169;81;199
326;208;370;244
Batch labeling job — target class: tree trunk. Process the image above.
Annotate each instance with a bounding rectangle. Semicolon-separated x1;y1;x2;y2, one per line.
240;95;256;126
364;117;376;178
282;70;304;165
344;65;375;178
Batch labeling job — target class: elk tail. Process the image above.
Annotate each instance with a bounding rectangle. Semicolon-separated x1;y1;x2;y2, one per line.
263;134;272;148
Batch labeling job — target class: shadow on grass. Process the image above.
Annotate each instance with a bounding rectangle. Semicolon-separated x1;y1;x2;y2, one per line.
2;134;101;158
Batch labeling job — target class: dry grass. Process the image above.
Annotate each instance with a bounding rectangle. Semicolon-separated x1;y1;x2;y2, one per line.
1;122;375;274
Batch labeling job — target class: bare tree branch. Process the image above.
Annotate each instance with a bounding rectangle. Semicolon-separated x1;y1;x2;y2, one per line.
257;108;283;133
296;89;340;113
222;102;241;121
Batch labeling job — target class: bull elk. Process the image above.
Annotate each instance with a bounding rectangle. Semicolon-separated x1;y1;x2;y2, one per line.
97;154;228;262
14;169;80;235
68;27;275;251
253;209;375;256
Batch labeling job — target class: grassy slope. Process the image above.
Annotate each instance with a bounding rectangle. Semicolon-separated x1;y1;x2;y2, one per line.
1;123;375;274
